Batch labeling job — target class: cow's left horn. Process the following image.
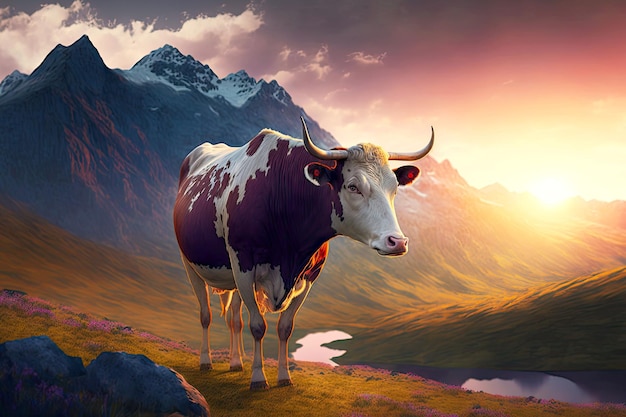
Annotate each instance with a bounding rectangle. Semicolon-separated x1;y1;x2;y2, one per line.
301;117;349;160
387;127;435;161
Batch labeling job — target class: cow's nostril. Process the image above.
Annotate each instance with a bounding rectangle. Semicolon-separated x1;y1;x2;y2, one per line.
387;236;397;248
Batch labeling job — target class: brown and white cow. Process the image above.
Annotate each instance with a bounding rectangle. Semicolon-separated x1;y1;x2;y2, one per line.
173;117;433;389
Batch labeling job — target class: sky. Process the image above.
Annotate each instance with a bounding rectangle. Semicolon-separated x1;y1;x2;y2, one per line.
1;0;625;202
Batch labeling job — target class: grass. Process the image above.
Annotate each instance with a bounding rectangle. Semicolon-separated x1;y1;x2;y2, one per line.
2;290;625;417
336;266;626;370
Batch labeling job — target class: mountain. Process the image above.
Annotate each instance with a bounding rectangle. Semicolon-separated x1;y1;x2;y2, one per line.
124;44;291;108
334;265;626;371
0;35;336;255
0;70;27;95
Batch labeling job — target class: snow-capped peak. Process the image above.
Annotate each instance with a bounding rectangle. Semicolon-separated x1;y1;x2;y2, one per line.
213;70;263;107
124;44;219;93
122;45;290;108
0;70;28;96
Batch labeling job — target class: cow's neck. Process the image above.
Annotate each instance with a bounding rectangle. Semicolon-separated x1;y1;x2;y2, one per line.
266;144;341;265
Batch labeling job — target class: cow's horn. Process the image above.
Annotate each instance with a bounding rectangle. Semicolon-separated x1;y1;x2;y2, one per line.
301;117;349;160
387;127;435;161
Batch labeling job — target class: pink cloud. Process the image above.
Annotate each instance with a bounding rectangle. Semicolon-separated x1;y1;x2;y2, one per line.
347;51;386;65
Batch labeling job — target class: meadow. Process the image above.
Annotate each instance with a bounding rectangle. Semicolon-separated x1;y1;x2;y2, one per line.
2;290;625;417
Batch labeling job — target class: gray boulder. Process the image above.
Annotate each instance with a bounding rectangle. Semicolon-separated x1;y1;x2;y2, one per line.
0;335;85;381
86;351;210;417
0;336;210;417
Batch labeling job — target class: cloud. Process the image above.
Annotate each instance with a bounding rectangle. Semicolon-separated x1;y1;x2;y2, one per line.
305;45;331;79
347;51;386;65
0;0;263;79
279;46;292;61
263;44;332;84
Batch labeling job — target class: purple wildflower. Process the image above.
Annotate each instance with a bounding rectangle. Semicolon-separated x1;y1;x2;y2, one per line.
62;318;82;328
468;408;511;417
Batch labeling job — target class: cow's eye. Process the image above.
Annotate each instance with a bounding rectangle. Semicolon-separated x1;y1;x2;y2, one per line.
347;184;360;193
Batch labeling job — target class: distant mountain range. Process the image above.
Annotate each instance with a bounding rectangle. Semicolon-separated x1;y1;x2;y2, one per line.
1;35;625;370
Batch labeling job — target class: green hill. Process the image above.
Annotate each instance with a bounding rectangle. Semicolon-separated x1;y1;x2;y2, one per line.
337;266;626;370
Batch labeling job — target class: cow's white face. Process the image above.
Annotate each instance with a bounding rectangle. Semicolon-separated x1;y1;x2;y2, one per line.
305;143;420;256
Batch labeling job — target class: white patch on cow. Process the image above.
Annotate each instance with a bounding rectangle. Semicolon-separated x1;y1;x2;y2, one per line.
188;192;201;212
191;263;236;290
215;191;230;241
234;135;279;204
183;177;198;196
183;131;307;207
286;139;301;157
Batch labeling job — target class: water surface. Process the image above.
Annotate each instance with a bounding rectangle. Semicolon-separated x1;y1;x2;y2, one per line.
291;330;352;366
369;363;626;404
294;332;626;404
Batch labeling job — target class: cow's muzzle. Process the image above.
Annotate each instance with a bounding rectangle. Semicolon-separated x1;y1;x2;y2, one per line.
374;234;409;256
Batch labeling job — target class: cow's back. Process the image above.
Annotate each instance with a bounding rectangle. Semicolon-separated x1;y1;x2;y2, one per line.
174;142;239;273
178;143;235;188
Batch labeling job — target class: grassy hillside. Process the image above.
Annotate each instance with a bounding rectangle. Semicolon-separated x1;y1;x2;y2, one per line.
0;199;205;343
337;266;626;370
3;197;626;371
2;291;624;417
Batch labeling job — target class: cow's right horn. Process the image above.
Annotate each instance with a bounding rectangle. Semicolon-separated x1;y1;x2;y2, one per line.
387;127;435;161
301;117;349;160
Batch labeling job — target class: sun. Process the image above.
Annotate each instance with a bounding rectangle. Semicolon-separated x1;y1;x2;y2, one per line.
530;177;574;206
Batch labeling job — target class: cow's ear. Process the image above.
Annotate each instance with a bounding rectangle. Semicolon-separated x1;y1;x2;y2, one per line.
394;165;420;186
304;162;334;187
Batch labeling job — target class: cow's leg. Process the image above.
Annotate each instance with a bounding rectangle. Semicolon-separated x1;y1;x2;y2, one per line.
276;280;313;386
230;265;269;390
222;290;244;371
182;258;213;371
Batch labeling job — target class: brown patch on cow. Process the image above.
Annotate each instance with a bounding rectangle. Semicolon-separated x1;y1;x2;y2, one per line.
246;133;266;156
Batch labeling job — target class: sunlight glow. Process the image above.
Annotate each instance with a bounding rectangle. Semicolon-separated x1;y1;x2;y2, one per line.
530;177;574;206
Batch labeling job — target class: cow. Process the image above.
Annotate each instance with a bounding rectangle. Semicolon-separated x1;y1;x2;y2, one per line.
173;117;434;389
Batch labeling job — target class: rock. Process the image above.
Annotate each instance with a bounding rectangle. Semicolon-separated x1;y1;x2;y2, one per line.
0;337;210;417
86;351;210;417
0;335;85;382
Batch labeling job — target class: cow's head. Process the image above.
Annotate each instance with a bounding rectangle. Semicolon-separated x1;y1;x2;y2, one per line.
301;117;433;256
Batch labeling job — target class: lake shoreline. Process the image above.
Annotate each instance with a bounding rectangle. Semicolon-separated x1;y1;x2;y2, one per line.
360;362;626;404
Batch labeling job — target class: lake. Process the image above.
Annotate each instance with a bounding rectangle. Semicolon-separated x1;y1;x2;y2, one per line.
372;363;626;404
291;331;626;404
291;330;352;366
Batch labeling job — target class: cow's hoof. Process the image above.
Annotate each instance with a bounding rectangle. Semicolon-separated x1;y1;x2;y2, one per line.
229;364;243;372
277;378;293;387
199;363;213;371
249;380;270;391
